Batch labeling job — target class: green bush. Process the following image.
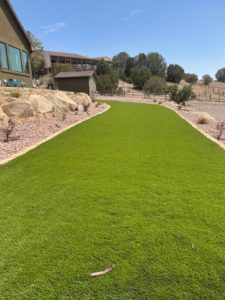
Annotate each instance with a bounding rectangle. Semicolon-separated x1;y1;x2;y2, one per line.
143;76;167;95
10;92;21;98
168;85;195;106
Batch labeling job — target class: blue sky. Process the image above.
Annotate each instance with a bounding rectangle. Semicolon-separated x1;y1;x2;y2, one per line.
11;0;225;78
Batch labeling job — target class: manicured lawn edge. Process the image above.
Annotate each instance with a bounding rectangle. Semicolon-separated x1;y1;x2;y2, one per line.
0;104;111;165
164;103;225;151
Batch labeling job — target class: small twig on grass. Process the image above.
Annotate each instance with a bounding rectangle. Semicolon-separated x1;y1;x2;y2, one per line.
90;265;116;277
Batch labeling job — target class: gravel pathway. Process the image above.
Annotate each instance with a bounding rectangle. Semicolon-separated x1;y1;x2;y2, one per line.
0;103;108;162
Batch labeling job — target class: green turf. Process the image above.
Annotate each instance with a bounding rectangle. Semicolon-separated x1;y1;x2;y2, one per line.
1;101;225;299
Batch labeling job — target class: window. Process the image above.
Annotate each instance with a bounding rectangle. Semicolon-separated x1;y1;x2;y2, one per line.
0;42;9;69
22;51;29;73
9;46;22;72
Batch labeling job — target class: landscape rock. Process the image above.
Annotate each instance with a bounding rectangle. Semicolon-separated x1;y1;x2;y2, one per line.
27;94;54;114
78;104;84;112
2;101;35;118
72;93;92;106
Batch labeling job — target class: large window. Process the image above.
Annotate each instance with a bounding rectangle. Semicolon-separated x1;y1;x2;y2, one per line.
22;51;29;73
0;42;9;69
9;46;22;72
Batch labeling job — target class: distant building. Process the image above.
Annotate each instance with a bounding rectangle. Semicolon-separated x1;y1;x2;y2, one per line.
55;70;97;96
43;50;110;74
0;0;32;87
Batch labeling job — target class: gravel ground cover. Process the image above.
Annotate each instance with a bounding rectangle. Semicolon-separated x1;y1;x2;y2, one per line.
0;103;107;161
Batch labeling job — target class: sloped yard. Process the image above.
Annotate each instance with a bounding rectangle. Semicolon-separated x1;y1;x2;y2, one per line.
0;102;225;299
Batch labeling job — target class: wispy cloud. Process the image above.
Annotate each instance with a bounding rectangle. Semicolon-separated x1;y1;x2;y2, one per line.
124;9;143;21
41;22;66;34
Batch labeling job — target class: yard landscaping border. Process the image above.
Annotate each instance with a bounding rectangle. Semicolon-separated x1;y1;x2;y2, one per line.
98;95;225;151
0;104;110;165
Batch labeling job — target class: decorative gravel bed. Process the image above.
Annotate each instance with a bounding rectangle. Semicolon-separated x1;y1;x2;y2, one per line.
0;103;108;162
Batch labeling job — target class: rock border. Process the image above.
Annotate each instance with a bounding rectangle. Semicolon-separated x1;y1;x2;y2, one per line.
0;104;111;165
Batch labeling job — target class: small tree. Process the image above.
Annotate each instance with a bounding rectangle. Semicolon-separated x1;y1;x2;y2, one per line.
215;68;225;82
26;31;44;79
143;76;167;95
130;66;151;89
96;59;111;75
184;73;198;84
169;85;195;106
202;74;213;85
167;64;185;83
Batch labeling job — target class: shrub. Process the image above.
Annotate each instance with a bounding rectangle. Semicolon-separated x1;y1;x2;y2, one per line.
4;119;15;142
143;76;167;95
215;68;225;83
168;85;195;106
216;122;225;140
10;92;20;98
197;116;209;125
167;64;185;83
202;74;213;85
184;73;198;84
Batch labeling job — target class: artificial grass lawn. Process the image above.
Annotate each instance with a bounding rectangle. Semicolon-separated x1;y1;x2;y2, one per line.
0;102;225;299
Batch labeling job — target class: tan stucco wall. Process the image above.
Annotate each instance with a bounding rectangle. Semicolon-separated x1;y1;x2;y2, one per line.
0;1;32;86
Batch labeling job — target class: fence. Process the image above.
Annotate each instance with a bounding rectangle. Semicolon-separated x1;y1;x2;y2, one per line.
99;90;225;103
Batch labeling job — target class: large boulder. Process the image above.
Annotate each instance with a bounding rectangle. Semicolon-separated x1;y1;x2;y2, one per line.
72;93;92;106
2;101;35;118
27;94;54;114
47;92;78;112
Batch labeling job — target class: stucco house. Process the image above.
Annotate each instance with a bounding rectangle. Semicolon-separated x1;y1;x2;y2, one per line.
0;0;32;87
55;71;97;97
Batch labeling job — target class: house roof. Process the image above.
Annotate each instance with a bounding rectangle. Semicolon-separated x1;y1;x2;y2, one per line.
5;0;32;51
55;71;97;80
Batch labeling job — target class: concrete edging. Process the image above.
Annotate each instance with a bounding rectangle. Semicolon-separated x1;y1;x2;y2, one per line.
0;104;111;165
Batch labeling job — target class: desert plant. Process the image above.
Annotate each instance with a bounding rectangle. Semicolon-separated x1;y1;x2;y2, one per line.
197;116;209;125
62;111;67;121
168;85;195;106
4;119;15;142
216;122;225;140
10;92;20;98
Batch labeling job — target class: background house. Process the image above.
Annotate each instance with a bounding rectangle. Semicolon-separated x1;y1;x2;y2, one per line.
43;50;110;74
55;71;97;96
0;0;32;87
